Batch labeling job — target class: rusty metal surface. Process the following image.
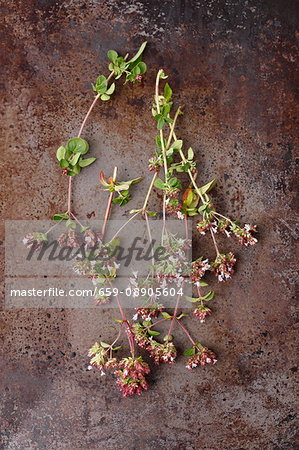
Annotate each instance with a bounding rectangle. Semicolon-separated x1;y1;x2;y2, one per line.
0;0;298;449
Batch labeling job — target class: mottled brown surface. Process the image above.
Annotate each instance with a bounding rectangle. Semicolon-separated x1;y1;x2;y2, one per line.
0;1;298;449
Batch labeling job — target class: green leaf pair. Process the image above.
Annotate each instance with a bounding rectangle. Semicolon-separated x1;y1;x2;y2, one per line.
185;291;214;303
56;138;96;176
107;42;147;84
93;74;116;101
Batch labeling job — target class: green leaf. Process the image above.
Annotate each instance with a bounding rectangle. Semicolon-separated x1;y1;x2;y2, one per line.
112;346;121;351
161;312;171;319
66;219;76;229
170;140;183;151
129;209;142;214
198;204;207;214
53;213;69;222
168;177;178;187
100;342;110;348
188;147;194;160
183;189;194;207
101;94;110;101
106;83;115;95
146;210;157;216
115;183;130;191
95;75;107;94
159;72;168;79
107;50;118;62
162;104;170;116
66;138;89;155
72;163;81;175
59;159;69;168
56;146;65;161
164;82;172;101
202;290;214;301
114;319;122;323
186;209;198;216
127;177;143;186
156;135;162;148
154;178;165;190
157;117;165;130
185;296;200;303
184;347;195;356
177;313;188;320
79;157;96;167
137;61;146;73
199;281;208;287
198;178;217;195
142;320;151;327
163;334;172;341
148;330;160;336
69;153;81;166
127;41;147;64
132;65;141;75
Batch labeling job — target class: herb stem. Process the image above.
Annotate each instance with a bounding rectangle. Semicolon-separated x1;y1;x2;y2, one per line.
169;127;206;204
105;276;135;356
147;318;170;329
70;211;85;229
165;107;181;150
213;211;234;224
45;218;64;235
175;318;196;346
67;70;115;217
102;166;118;239
210;227;220;256
142;172;157;211
144;212;155;271
166;283;184;341
108;211;141;243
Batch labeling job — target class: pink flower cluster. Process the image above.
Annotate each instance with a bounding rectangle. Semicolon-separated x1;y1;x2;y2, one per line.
148;340;177;365
84;229;99;247
192;258;210;284
131;323;149;349
196;217;217;235
88;342;108;372
165;197;182;216
193;305;211;323
134;303;164;320
218;219;257;246
210;252;236;282
58;229;82;248
22;232;48;251
131;323;177;364
115;357;150;397
148;156;163;173
186;347;217;370
164;186;180;199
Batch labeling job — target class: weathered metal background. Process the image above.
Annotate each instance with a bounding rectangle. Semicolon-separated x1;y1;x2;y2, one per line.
0;0;297;448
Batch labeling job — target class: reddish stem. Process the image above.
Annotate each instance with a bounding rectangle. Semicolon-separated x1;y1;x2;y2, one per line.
78;95;100;139
166;284;184;341
175;318;196;346
67;94;100;217
210;227;220;256
105;276;135;356
147;317;170;329
166;215;189;340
